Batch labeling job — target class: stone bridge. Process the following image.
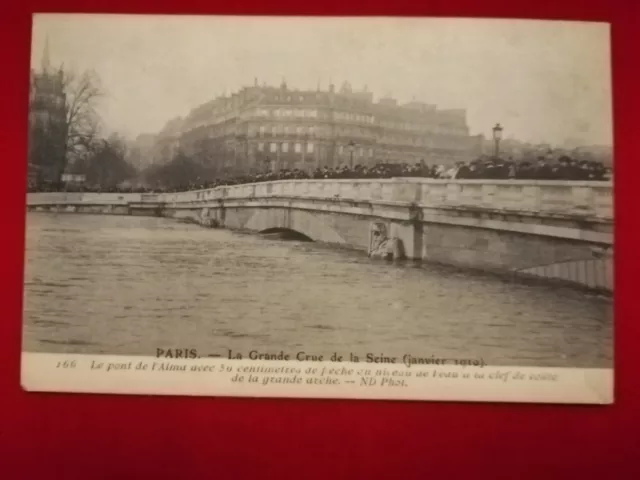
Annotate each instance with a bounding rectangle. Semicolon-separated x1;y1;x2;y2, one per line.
27;178;613;292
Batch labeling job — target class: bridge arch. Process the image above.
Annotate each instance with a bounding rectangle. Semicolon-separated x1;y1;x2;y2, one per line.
241;207;348;245
258;227;314;242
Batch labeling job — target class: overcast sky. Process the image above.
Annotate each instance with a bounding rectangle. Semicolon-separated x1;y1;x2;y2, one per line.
31;14;612;146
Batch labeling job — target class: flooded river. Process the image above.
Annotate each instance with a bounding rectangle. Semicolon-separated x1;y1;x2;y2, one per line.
22;213;613;368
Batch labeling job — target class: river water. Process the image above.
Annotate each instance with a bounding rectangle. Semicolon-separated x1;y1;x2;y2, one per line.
22;213;613;368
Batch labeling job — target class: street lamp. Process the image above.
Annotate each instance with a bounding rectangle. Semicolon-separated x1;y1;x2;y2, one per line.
264;157;271;173
348;141;356;169
492;123;503;159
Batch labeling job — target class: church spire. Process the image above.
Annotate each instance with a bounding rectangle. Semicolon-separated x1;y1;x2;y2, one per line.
42;35;51;73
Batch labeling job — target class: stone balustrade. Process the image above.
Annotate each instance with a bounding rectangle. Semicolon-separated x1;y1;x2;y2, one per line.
28;192;143;205
26;179;612;220
151;178;612;219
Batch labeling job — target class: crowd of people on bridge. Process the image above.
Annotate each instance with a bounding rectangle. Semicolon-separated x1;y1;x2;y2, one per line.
29;154;611;194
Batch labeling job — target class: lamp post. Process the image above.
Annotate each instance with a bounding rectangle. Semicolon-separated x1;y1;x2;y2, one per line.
348;141;356;169
264;157;271;173
492;123;503;159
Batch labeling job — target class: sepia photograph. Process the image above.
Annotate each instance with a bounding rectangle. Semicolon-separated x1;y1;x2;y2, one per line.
21;14;613;404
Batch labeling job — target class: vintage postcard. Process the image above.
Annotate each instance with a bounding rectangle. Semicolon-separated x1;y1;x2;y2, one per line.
22;14;613;404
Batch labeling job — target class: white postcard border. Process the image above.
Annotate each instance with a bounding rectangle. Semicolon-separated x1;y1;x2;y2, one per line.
21;352;613;405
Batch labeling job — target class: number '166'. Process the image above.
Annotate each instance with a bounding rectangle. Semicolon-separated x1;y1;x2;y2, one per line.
56;360;77;369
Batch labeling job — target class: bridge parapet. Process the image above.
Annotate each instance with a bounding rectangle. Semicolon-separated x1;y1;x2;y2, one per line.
27;192;143;205
26;180;612;220
155;179;612;220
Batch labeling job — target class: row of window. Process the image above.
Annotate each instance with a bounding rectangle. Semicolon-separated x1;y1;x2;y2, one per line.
187;123;464;144
258;125;316;135
182;123;470;150
252;109;462;133
254;142;377;157
336;127;376;139
334;112;375;124
270;94;313;103
186;111;467;136
379;120;466;134
337;145;374;157
258;142;315;154
255;108;319;118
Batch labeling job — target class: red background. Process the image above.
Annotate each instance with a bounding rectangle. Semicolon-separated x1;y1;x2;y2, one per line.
1;1;637;478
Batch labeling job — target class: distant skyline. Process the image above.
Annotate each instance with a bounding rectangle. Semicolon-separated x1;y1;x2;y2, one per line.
31;14;613;147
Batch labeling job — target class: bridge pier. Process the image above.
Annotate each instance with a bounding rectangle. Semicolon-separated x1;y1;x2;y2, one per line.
386;204;426;261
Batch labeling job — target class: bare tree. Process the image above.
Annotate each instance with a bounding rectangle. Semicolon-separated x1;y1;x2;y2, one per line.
61;69;105;165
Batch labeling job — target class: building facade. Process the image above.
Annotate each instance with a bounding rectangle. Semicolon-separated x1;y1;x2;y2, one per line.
28;40;67;187
151;117;185;166
161;80;478;176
